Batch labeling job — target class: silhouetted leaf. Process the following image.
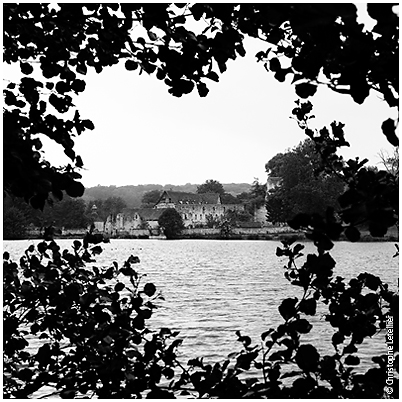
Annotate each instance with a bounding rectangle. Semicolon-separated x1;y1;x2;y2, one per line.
125;60;138;71
206;71;219;82
381;118;398;146
144;283;156;297
291;318;313;334
114;282;125;292
343;343;357;354
295;344;320;372
197;82;209;97
71;79;86;93
73;240;81;250
278;297;298;320
344;355;360;365
299;298;316;315
65;180;85;198
295;83;317;98
20;62;33;75
332;331;345;346
269;58;281;71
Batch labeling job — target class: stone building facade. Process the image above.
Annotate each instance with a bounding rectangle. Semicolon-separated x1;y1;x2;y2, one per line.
154;191;245;228
103;208;165;236
102;191;250;235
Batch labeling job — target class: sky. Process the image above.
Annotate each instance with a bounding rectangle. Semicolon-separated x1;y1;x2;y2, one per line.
4;4;398;188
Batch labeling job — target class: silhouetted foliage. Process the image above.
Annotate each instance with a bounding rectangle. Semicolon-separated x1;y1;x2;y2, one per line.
4;229;178;398
289;100;399;241
6;3;396;208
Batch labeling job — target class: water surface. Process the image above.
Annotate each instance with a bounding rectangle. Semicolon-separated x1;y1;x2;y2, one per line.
4;239;398;374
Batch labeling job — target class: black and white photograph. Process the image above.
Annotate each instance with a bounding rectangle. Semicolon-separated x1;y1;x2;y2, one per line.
3;3;399;398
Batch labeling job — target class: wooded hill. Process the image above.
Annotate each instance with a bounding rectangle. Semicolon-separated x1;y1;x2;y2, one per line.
82;183;253;208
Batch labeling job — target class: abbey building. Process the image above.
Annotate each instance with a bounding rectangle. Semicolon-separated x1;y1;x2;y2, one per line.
103;190;248;235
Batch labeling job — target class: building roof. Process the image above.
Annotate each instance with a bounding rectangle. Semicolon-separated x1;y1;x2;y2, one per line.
122;208;167;221
157;191;221;205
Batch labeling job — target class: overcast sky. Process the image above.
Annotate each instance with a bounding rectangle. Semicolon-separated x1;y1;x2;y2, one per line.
5;4;398;188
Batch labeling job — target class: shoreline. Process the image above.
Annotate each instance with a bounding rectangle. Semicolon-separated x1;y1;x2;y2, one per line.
5;232;399;243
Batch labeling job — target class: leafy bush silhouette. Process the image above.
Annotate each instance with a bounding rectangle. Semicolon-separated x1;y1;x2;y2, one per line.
4;228;183;398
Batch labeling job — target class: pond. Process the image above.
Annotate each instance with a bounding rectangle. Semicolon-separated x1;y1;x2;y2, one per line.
4;238;398;392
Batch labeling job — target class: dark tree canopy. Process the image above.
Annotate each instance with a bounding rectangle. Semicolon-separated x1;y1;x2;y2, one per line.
141;190;162;208
220;193;242;204
4;194;91;237
4;3;398;207
158;208;185;239
197;179;225;195
85;196;127;222
265;140;345;222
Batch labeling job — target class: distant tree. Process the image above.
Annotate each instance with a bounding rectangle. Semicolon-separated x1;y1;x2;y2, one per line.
3;207;28;239
265;192;290;224
266;139;344;222
103;197;127;216
205;214;221;228
158;208;184;239
141;190;162;208
88;197;127;222
4;194;90;231
224;208;253;226
30;196;90;229
220;193;242;204
236;192;252;203
378;148;399;178
228;179;267;215
4;196;41;227
246;179;267;213
197;180;225;195
56;198;90;229
265;153;287;177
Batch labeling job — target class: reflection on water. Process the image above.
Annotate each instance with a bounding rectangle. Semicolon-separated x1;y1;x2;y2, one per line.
4;239;398;379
